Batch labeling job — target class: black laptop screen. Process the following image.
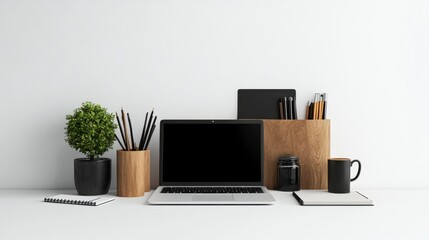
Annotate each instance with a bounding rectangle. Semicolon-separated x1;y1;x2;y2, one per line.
161;121;263;185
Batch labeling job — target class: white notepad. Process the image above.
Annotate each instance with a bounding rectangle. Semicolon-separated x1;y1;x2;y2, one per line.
44;194;115;206
293;190;373;206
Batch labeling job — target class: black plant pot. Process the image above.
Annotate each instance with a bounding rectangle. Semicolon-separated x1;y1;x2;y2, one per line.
74;158;111;195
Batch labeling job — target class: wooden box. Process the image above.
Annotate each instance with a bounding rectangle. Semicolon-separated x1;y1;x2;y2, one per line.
263;120;330;189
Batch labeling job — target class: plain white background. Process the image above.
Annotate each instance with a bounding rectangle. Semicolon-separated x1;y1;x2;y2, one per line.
0;0;428;189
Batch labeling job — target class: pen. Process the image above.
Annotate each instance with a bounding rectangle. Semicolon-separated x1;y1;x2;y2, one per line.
283;97;288;120
289;96;295;120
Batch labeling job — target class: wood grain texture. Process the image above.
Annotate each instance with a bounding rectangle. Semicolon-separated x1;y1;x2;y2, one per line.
117;150;150;197
264;120;330;190
144;150;150;192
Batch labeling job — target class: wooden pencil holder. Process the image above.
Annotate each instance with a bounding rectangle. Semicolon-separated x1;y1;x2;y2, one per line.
263;120;330;190
117;150;150;197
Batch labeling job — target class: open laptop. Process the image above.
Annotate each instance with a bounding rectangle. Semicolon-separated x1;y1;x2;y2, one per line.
148;120;275;205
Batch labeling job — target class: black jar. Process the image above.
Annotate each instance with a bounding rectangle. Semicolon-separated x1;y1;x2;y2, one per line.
277;155;300;191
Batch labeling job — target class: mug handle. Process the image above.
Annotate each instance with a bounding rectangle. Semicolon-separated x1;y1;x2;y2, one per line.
350;159;361;182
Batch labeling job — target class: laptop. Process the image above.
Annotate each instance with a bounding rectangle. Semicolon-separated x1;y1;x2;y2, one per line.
148;120;275;205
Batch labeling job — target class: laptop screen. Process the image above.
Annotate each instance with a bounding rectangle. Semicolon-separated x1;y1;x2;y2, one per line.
160;120;263;186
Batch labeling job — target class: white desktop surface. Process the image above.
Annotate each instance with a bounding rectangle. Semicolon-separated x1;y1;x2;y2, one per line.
1;189;428;240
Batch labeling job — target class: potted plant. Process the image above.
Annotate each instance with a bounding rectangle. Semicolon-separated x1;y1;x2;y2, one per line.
65;102;117;195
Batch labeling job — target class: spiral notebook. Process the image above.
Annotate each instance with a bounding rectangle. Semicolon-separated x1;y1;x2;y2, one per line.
44;194;115;206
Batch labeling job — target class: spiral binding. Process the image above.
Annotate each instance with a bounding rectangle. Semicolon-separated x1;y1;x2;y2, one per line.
44;197;95;206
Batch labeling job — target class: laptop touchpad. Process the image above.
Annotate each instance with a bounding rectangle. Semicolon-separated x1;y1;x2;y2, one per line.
192;195;234;201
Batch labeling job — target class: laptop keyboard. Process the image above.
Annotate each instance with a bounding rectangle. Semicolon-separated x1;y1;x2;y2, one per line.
160;187;264;194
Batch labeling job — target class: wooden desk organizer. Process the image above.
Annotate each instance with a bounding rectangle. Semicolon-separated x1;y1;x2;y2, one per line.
263;120;330;189
117;150;150;197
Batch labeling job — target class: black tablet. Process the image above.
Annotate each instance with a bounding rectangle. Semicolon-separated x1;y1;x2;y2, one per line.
237;89;296;119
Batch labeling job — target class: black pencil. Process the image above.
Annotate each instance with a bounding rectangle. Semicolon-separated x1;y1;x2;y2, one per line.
309;102;314;120
143;115;156;149
322;93;327;119
115;134;125;150
121;108;130;150
141;109;154;150
288;96;293;120
116;112;126;148
144;124;156;150
292;96;297;119
127;113;135;150
138;112;149;150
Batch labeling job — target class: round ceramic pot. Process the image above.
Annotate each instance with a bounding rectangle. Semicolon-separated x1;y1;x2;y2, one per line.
74;158;111;195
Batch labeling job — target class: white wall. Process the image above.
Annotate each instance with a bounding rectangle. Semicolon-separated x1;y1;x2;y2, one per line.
1;0;428;189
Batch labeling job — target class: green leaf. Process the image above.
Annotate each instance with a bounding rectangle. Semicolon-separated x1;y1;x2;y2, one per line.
65;102;117;159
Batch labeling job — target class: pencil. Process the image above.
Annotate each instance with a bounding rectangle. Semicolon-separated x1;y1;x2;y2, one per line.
317;94;321;119
317;93;321;119
138;112;149;150
116;112;126;148
141;109;154;150
144;115;157;148
318;94;323;120
313;94;318;120
127;113;135;150
121;108;130;150
115;134;125;150
144;124;156;150
283;97;288;120
286;97;293;119
293;96;297;119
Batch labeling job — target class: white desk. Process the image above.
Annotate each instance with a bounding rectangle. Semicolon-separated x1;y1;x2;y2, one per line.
1;189;428;240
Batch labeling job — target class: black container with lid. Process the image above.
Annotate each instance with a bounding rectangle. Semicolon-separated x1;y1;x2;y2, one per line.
277;155;300;191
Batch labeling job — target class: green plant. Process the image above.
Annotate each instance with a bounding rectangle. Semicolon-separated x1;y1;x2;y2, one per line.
65;102;117;160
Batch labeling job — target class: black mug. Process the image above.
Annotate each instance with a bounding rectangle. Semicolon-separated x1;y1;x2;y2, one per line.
328;158;361;193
